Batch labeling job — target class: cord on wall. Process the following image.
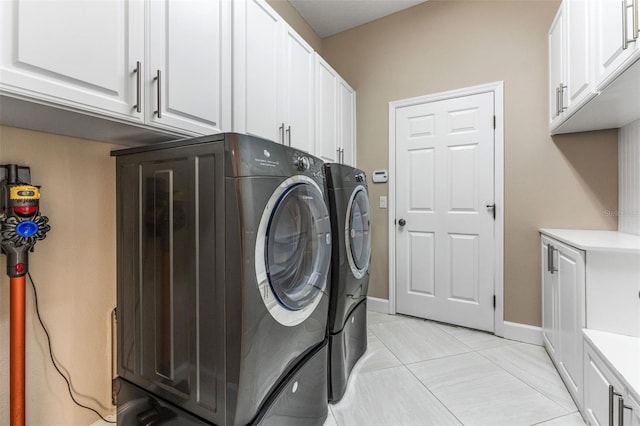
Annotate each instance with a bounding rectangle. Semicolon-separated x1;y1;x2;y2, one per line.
28;272;116;424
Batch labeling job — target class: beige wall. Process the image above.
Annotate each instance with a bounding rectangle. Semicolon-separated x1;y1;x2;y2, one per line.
0;126;120;425
266;0;323;53
321;0;618;326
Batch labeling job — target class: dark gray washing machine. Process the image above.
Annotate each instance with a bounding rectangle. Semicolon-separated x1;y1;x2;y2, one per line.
323;163;371;403
112;133;332;425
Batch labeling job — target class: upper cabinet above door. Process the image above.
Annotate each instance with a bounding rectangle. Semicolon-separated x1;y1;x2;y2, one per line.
0;0;144;122
234;0;315;153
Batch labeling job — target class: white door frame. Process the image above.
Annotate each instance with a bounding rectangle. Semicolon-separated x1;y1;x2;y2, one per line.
388;81;505;337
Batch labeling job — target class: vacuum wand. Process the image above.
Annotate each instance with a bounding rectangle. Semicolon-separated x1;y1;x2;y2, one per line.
0;164;50;426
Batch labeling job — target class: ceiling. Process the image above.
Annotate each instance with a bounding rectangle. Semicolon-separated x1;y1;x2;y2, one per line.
288;0;429;38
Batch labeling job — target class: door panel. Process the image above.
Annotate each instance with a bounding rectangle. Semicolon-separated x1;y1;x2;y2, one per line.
408;231;435;295
282;25;315;152
148;0;228;134
396;91;495;332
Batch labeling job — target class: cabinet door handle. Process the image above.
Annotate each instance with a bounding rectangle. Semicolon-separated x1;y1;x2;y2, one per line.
133;61;141;113
548;244;558;274
610;385;624;426
633;0;639;40
555;86;560;117
560;84;567;112
279;123;285;144
336;148;341;161
154;70;162;118
286;125;291;146
622;0;638;49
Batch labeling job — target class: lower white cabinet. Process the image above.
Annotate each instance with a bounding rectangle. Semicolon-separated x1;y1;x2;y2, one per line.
584;337;638;426
541;234;586;409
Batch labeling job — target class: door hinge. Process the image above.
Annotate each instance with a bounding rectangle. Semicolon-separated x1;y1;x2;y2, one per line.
493;295;496;310
493;115;496;129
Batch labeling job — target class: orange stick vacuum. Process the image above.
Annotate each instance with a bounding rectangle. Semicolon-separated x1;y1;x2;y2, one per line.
10;275;26;426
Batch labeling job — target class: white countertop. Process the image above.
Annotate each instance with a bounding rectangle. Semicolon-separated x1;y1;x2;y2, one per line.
539;229;640;253
583;329;640;399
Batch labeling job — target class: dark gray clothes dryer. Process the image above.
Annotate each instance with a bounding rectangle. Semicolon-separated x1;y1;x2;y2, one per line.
112;133;331;425
323;163;371;403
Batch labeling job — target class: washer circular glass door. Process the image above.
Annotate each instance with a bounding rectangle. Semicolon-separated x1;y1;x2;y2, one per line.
255;175;331;326
345;186;371;279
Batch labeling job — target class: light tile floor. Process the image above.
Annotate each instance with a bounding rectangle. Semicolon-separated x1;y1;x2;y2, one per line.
324;310;587;426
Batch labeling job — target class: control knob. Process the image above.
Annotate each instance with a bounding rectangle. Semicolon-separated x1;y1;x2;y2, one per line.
295;156;310;171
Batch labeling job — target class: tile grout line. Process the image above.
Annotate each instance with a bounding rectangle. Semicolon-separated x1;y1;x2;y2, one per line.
474;346;577;417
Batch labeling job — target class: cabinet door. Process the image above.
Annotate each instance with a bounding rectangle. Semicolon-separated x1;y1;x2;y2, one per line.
235;0;283;143
584;342;625;426
148;0;230;135
0;0;144;121
594;0;640;89
549;5;565;125
282;24;315;153
338;79;355;166
316;55;338;163
565;0;592;110
556;240;586;407
629;392;640;426
541;237;559;360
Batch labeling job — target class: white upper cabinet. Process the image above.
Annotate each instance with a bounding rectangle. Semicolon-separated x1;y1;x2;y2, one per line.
594;0;640;89
338;79;356;166
549;0;595;130
316;55;339;163
549;5;566;127
0;0;231;138
147;0;231;135
281;25;316;153
0;0;144;121
551;0;640;134
234;0;315;152
315;54;356;166
565;0;592;110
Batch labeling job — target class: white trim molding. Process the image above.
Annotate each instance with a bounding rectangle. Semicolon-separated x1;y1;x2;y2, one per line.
388;81;505;336
502;321;544;346
367;296;390;314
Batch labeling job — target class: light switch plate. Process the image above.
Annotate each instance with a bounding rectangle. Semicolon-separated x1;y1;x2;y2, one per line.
379;196;387;209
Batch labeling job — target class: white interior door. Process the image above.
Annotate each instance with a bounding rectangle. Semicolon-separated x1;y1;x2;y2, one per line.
395;92;495;332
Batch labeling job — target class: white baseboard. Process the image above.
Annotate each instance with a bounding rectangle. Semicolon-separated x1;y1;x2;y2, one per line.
90;414;116;426
366;297;389;314
502;321;543;346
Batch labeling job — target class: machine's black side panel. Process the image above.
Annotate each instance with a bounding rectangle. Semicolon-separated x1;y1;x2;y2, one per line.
116;143;226;425
253;341;329;426
328;299;367;403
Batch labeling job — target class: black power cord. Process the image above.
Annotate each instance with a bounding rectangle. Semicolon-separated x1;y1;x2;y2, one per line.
28;272;116;424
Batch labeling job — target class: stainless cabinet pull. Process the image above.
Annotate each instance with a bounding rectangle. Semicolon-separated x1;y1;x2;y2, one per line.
610;385;623;426
336;148;340;161
555;86;560;117
633;0;639;39
279;123;285;144
133;61;141;113
286;125;291;146
560;85;567;112
623;0;637;49
548;244;558;274
154;70;162;118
